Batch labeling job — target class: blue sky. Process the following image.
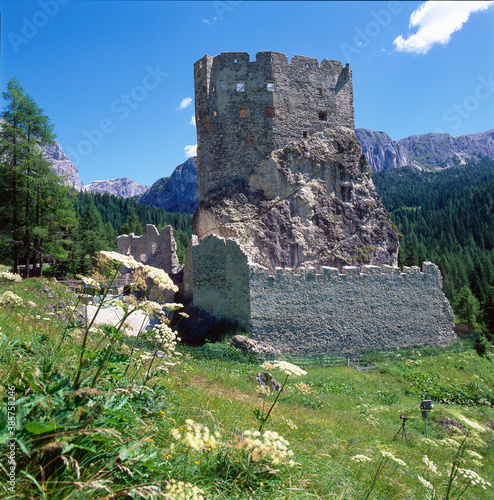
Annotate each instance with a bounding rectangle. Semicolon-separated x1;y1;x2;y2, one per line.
1;1;493;186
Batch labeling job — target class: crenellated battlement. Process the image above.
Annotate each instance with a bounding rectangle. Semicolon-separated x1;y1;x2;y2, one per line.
194;51;350;75
190;235;455;355
251;262;442;281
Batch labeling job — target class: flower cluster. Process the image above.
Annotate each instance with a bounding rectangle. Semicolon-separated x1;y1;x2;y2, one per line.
294;381;312;395
171;420;221;451
458;415;486;433
151;323;181;356
141;265;178;292
140;299;165;318
351;454;372;463
261;361;307;377
99;251;141;269
76;274;100;288
421;455;441;476
235;430;295;467
380;450;407;467
457;468;492;489
164;479;204;500
0;271;21;282
0;291;24;306
417;475;434;490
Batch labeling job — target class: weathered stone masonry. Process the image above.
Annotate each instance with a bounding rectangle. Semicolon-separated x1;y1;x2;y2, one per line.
189;51;455;353
192;235;455;355
194;51;354;203
117;224;179;274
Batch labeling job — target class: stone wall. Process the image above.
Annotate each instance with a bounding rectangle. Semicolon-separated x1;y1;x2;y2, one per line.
191;235;251;327
117;224;180;274
194;51;354;202
191;235;455;355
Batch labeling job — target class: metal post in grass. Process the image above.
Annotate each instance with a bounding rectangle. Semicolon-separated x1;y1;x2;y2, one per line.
420;400;434;438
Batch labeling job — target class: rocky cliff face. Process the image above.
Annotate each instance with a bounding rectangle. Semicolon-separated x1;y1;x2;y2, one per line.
44;141;84;190
356;128;494;172
193;127;399;272
139;157;198;214
85;178;150;198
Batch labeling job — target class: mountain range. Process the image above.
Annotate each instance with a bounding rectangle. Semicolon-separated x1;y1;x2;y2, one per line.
355;128;494;172
45;128;494;214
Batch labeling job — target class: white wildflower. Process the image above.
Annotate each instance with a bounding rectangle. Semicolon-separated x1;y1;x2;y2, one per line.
141;265;178;292
458;468;491;489
171;420;220;451
99;250;142;269
261;360;307;377
0;271;21;282
165;479;204;500
422;455;441;476
294;381;312;395
380;450;407;467
163;302;183;311
140;299;164;317
76;274;100;287
418;475;434;490
0;291;23;306
457;415;486;433
351;454;372;463
466;450;483;460
235;429;295;466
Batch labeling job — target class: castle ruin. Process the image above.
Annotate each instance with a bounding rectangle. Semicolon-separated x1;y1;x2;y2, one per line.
186;51;455;353
117;224;180;275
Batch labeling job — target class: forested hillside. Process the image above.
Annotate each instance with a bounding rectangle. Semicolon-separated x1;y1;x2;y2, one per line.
74;191;192;262
373;159;494;312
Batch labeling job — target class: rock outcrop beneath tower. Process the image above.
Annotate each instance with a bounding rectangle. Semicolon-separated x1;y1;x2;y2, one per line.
193;127;399;272
193;51;399;270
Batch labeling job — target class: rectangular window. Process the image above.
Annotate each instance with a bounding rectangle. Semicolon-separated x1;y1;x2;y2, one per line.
319;111;327;121
303;131;308;138
316;87;322;96
236;82;245;92
267;82;275;91
239;107;249;118
265;106;275;118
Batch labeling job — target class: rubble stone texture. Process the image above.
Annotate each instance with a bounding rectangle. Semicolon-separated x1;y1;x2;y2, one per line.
117;224;179;274
192;235;455;354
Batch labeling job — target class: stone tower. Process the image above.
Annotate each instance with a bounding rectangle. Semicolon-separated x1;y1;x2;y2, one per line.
194;51;354;202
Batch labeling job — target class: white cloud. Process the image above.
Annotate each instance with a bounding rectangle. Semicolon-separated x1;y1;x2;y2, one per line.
178;97;192;110
393;1;494;54
184;144;197;157
190;114;196;126
202;17;218;26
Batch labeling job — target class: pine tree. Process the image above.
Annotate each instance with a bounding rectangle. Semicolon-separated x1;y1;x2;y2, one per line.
0;77;76;276
454;286;481;330
76;195;106;273
120;205;144;235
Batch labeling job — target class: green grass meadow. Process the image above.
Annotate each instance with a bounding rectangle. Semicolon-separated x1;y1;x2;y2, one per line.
1;276;493;499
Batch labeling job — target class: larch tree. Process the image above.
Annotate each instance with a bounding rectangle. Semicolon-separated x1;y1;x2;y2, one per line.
0;77;76;276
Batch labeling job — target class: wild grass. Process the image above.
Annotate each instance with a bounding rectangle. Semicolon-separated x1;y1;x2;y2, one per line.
0;265;493;499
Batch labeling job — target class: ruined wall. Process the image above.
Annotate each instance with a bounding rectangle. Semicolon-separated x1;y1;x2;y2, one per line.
194;51;354;202
191;235;251;327
117;224;180;274
191;235;455;354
